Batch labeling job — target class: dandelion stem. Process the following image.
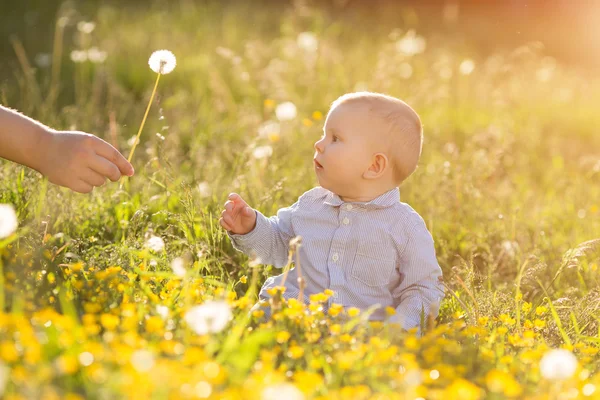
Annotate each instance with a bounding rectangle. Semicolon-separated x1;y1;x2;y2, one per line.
127;72;162;163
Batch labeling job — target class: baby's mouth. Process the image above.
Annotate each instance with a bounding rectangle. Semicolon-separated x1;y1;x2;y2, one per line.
313;159;323;169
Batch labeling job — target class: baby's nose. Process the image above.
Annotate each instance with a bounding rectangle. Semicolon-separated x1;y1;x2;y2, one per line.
314;139;324;153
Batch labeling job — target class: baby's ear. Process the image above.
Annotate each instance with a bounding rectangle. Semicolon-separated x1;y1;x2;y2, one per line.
363;153;388;179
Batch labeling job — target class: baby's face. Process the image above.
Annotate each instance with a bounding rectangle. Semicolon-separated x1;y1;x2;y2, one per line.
313;103;385;197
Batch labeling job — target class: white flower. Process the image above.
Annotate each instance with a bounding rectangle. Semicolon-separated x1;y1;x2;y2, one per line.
156;305;169;319
459;59;475;75
78;352;94;367
395;30;426;56
131;350;154;372
0;204;18;239
262;383;304;400
540;349;578;380
170;257;186;277
252;145;273;160
501;240;520;259
87;47;107;63
258;121;281;138
77;21;96;34
145;236;165;252
184;301;232;335
198;182;212;198
275;102;297;121
148;50;177;74
297;32;318;53
70;50;88;63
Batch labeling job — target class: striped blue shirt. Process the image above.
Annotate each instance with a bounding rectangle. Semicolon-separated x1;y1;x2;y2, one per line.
229;186;444;330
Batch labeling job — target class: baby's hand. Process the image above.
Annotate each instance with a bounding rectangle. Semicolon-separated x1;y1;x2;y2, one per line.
219;193;257;235
38;130;134;194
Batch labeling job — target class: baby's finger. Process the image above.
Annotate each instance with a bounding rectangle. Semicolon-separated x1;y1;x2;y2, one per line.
224;200;235;212
70;180;94;194
228;193;240;201
219;218;231;231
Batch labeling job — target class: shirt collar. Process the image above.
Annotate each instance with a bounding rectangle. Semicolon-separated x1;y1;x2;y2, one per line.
323;187;400;209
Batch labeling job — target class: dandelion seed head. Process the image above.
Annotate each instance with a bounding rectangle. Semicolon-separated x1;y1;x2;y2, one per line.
184;301;232;335
87;47;107;64
148;50;177;74
297;32;318;53
77;21;96;34
131;350;154;372
0;204;18;239
171;257;186;277
275;102;297;121
540;349;578;380
145;236;165;252
262;383;304;400
252;145;273;160
70;50;88;63
198;182;212;198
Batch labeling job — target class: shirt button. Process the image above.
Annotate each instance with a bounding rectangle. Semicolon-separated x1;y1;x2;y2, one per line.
342;217;350;225
346;204;353;210
332;253;339;262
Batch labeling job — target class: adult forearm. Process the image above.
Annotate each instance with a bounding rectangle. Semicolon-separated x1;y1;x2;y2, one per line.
0;104;52;173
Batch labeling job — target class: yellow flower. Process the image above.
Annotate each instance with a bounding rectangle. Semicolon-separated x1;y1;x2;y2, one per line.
276;331;291;344
312;111;323;120
324;289;334;296
486;369;523;397
145;316;164;334
100;314;120;331
347;307;360;317
0;341;19;362
56;355;79;375
264;99;275;109
328;304;343;317
287;345;305;359
385;306;396;316
535;306;547;316
445;378;482;400
404;336;419;350
330;324;342;335
477;316;489;326
521;301;532;313
252;309;265;319
302;118;313;127
534;319;546;329
239;275;247;284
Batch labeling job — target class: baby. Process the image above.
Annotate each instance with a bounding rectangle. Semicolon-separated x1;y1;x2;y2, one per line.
220;92;444;331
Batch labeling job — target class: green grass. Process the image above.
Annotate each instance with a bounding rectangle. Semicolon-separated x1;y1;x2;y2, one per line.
0;1;599;399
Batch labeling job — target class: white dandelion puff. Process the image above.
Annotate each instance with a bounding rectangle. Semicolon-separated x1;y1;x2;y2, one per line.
145;236;165;252
275;102;297;121
170;257;186;277
395;30;426;56
156;305;169;319
198;182;212;198
87;47;107;64
540;349;578;380
35;53;52;68
184;301;232;335
262;383;304;400
77;21;96;34
252;145;273;160
297;32;319;53
258;121;281;138
131;350;154;372
0;204;18;239
70;50;88;63
148;50;177;75
459;59;475;75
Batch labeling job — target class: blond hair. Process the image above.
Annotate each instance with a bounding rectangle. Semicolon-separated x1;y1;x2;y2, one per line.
330;92;423;184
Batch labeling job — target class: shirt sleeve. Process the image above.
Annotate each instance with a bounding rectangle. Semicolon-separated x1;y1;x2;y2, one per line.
390;218;445;333
227;201;299;268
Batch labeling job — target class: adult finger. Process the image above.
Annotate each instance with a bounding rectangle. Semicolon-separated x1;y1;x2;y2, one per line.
80;169;107;187
70;180;94;194
93;138;134;177
89;155;122;182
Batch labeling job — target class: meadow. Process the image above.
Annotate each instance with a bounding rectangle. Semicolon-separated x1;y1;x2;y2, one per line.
1;1;600;399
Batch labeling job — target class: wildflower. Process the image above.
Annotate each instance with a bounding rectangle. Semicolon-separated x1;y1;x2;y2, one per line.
536;306;548;316
395;30;426;56
131;350;154;372
312;111;323;120
287;345;305;359
262;383;304;400
459;59;475;75
77;21;96;34
78;352;94;367
445;378;481;400
252;145;273;160
70;50;88;63
87;47;107;63
184;301;232;335
297;32;318;53
148;50;177;75
145;236;165;252
34;53;52;68
540;349;578;380
347;307;360;317
125;50;177;169
170;257;186;277
0;204;18;238
275;102;297;121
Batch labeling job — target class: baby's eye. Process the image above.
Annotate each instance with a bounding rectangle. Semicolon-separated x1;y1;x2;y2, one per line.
332;135;339;142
